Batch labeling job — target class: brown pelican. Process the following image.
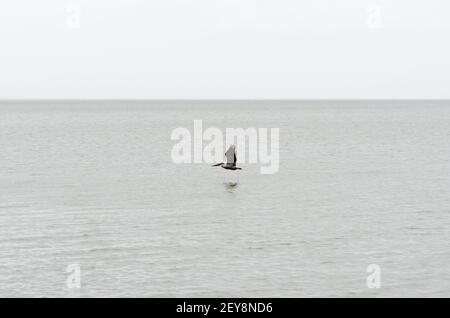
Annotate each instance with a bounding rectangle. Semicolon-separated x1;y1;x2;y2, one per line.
212;145;242;170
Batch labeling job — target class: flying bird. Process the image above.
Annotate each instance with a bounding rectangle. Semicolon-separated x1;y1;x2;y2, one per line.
212;145;242;170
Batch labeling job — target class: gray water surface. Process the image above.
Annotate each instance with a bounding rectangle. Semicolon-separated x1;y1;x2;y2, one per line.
0;101;449;297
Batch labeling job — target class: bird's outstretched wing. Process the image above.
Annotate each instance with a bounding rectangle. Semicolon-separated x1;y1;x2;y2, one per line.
225;145;236;165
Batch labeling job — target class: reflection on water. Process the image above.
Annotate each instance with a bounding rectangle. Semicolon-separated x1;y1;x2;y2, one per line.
223;182;239;193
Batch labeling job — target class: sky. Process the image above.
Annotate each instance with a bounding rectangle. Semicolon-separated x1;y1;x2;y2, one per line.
0;0;449;99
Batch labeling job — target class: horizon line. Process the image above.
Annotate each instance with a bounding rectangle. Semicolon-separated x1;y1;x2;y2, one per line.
1;98;450;103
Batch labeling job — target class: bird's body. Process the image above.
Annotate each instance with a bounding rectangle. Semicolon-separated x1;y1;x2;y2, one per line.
222;164;242;170
212;145;242;170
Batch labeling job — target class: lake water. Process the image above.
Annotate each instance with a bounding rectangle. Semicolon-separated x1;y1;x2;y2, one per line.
0;101;449;297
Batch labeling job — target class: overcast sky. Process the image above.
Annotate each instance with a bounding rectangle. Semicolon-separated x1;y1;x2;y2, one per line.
0;0;449;99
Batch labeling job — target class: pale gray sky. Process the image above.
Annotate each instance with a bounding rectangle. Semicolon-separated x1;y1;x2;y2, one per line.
0;0;449;99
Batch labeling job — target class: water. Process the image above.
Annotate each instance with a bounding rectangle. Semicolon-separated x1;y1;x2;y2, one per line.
0;101;449;297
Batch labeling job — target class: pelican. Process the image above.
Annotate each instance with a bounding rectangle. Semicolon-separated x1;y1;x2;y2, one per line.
212;145;242;170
